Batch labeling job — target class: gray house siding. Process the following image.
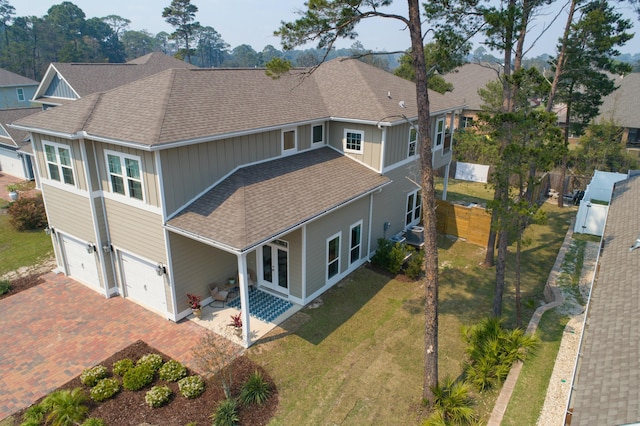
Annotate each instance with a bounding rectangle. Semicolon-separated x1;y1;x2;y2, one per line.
328;123;383;171
32;134;88;192
161;130;281;215
42;184;95;239
0;85;37;109
384;123;412;167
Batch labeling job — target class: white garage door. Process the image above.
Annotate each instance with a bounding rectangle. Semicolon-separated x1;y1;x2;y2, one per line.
0;149;25;178
61;234;101;289
120;252;167;314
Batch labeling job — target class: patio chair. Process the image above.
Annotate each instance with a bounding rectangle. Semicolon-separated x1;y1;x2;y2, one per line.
209;285;229;308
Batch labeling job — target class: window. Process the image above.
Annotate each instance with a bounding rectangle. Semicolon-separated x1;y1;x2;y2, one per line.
344;129;363;153
408;127;418;157
434;118;445;148
43;142;75;185
312;124;324;145
282;128;297;154
461;116;474;128
406;190;422;226
106;151;144;200
16;88;25;102
350;221;362;264
327;233;341;280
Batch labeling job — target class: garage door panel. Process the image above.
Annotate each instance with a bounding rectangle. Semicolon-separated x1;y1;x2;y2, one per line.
61;234;100;289
120;252;167;314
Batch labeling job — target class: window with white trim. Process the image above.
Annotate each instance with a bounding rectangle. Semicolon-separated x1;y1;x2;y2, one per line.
344;129;363;153
408;127;418;157
406;190;422;226
312;124;324;145
461;116;474;128
43;141;75;185
105;150;144;201
434;117;445;148
16;88;25;102
349;221;362;265
327;232;341;280
282;128;297;154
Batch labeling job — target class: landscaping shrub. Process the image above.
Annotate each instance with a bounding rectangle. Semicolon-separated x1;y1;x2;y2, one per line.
79;365;107;387
89;378;120;402
371;238;407;274
41;388;89;426
137;353;163;372
122;364;154;391
462;317;538;391
81;418;106;426
0;279;10;296
371;238;392;268
211;398;240;426
21;404;46;425
145;385;172;408
158;359;187;382
178;375;206;399
423;376;476;425
239;370;271;406
7;194;47;231
112;358;134;377
405;248;424;280
387;243;406;274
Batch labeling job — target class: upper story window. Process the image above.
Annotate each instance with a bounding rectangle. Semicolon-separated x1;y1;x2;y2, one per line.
312;124;324;146
434;118;445;149
408;127;418;157
344;129;363;153
43;141;75;185
105;150;144;201
282;128;297;155
16;88;25;102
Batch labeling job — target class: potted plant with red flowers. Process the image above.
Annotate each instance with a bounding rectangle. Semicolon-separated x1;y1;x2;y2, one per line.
229;312;242;336
187;293;202;318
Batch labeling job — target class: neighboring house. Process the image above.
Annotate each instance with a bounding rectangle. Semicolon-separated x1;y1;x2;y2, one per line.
12;58;464;347
442;62;503;129
0;68;38;109
567;173;640;424
32;52;196;109
0;108;40;181
597;72;640;148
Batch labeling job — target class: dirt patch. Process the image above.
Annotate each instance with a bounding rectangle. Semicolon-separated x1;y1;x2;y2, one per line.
11;341;278;426
0;257;56;301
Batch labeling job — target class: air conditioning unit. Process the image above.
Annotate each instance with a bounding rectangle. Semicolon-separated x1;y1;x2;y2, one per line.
405;226;424;248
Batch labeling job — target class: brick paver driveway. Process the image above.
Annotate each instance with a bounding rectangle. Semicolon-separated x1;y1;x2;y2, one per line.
0;272;215;420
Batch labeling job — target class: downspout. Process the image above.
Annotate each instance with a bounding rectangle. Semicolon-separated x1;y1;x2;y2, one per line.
367;192;374;260
379;126;387;172
79;139;109;298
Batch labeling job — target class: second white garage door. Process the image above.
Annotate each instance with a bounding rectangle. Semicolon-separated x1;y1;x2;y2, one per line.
120;252;167;314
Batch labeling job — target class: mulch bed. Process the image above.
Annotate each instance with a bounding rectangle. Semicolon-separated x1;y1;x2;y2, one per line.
12;341;278;425
0;274;44;300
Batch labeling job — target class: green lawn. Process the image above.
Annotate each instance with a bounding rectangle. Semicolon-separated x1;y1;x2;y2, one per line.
0;201;53;276
248;193;573;424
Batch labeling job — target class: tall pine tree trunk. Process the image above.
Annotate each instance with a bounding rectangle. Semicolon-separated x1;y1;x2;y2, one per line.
407;0;439;404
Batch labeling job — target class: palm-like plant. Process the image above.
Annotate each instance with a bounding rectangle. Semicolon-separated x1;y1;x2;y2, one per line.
42;388;89;426
424;376;476;425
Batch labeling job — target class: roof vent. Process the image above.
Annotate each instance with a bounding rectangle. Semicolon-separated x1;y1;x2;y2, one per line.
630;238;640;252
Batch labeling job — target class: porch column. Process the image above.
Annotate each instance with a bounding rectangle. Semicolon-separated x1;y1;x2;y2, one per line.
237;253;251;348
442;162;450;201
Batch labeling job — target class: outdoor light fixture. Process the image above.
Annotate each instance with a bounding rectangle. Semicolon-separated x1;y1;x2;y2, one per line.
156;263;166;276
86;242;96;254
102;243;112;254
44;226;51;235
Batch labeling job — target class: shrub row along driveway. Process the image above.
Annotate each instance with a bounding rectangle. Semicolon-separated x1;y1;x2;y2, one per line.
0;272;217;420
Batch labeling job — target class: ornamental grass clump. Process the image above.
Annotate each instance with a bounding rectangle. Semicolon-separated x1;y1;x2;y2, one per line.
42;388;89;426
137;353;163;372
239;370;271;406
112;358;134;377
21;404;46;425
122;364;154;391
178;375;205;399
158;359;187;382
145;385;172;408
89;377;120;402
79;365;107;387
211;398;239;426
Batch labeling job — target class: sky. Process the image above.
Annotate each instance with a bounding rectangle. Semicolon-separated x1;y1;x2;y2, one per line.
13;0;639;58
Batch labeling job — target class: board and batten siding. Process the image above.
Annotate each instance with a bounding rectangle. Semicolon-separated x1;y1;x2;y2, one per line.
328;123;382;171
304;196;371;298
277;228;302;300
92;142;160;207
370;164;422;252
42;183;95;239
32;133;88;191
384;122;413;167
169;233;237;313
104;198;166;263
161;130;281;215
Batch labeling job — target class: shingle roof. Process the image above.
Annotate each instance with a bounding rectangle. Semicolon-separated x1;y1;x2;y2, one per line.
442;62;503;111
16;58;464;146
570;175;640;425
166;147;390;251
0;108;40;148
36;52;195;101
0;68;38;87
598;72;640;128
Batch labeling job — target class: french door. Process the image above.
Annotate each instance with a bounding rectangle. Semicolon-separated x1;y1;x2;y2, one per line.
261;239;289;293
